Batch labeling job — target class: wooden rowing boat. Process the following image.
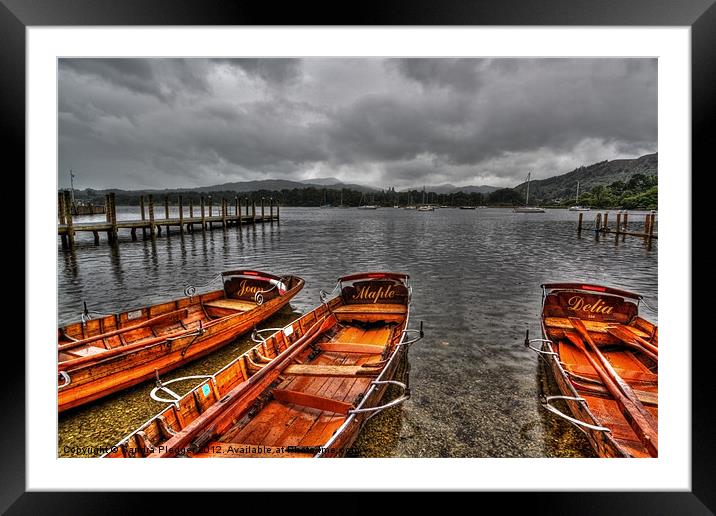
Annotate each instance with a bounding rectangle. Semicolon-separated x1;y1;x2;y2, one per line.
103;272;422;458
58;270;305;413
535;283;658;457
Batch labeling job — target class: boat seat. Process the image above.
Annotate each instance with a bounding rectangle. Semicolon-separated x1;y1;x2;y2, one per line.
283;364;379;377
544;317;650;338
333;304;407;315
203;299;257;312
564;364;657;384
332;303;407;323
272;388;354;415
319;342;385;354
61;346;106;359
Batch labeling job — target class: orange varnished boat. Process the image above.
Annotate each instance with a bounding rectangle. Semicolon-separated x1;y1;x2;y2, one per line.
58;270;305;413
103;272;422;458
533;283;658;457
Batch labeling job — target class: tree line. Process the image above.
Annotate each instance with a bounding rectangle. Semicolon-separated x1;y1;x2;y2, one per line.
68;174;656;209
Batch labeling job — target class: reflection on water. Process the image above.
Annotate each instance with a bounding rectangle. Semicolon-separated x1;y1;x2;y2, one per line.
58;207;657;457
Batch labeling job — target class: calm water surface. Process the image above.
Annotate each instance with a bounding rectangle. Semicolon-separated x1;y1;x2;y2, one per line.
58;207;657;458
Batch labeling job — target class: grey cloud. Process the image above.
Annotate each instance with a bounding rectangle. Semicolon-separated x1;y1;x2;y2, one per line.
389;58;487;92
58;58;656;190
211;58;303;84
60;59;213;101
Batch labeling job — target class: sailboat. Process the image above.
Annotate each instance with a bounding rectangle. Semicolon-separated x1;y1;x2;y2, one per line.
417;187;434;211
319;189;333;209
337;190;349;208
568;181;590;211
404;192;416;210
358;192;378;210
513;172;545;213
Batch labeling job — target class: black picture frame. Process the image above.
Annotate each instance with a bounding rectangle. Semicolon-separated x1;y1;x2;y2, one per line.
5;0;712;512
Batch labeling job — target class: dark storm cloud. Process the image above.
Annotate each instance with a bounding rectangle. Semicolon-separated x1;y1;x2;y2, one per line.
58;58;656;190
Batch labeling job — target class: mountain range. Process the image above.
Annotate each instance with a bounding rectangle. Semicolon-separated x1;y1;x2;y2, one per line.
74;153;657;201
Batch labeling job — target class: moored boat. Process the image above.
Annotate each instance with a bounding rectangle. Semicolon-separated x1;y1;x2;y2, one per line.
530;283;658;457
568;182;590;211
103;272;422;458
58;270;305;412
513;171;545;213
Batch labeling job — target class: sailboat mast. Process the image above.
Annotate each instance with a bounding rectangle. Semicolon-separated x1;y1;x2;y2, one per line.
525;172;530;206
576;181;580;204
69;169;76;205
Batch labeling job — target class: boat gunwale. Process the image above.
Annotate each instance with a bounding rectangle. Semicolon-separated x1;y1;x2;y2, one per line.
541;283;642;301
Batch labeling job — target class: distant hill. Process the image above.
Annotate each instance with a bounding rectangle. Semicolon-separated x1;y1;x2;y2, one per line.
301;177;343;186
195;178;377;193
401;183;499;194
514;153;657;203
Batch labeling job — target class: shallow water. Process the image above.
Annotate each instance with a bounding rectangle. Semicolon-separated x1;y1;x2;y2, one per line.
58;207;657;457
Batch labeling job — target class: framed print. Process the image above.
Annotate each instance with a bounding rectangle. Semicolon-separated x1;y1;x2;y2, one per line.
4;0;713;512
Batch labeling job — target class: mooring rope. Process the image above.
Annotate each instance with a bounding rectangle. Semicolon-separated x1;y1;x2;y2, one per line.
640;296;658;314
183;272;223;297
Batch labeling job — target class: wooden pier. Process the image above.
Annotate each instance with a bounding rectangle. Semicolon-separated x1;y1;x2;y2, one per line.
58;191;280;249
577;211;657;240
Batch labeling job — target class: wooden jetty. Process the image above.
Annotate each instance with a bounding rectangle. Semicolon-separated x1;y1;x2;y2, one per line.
576;211;657;241
58;191;280;249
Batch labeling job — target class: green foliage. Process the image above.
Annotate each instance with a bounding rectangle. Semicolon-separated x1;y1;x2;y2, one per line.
620;185;658;210
487;188;524;206
563;174;657;209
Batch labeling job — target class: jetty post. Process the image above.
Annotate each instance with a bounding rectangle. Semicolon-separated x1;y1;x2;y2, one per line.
245;197;250;217
208;196;213;229
108;192;118;244
276;200;280;221
269;198;274;222
252;200;256;224
577;212;583;234
200;196;206;230
58;191;68;248
237;197;242;228
148;195;156;238
615;212;622;235
178;196;184;234
163;195;171;236
222;198;227;229
602;212;609;232
64;191;75;248
140;195;147;239
595;213;602;235
261;197;265;221
647;213;656;239
188;199;194;232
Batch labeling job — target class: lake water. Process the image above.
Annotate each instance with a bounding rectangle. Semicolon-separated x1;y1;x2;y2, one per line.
58;206;657;458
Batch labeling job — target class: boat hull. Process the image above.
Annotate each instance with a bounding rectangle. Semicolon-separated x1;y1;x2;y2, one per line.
539;283;658;458
58;275;304;412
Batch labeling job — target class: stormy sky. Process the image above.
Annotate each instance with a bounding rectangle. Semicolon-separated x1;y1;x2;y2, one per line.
58;58;657;190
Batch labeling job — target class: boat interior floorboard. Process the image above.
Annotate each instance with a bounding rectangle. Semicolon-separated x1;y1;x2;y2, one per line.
212;323;389;452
